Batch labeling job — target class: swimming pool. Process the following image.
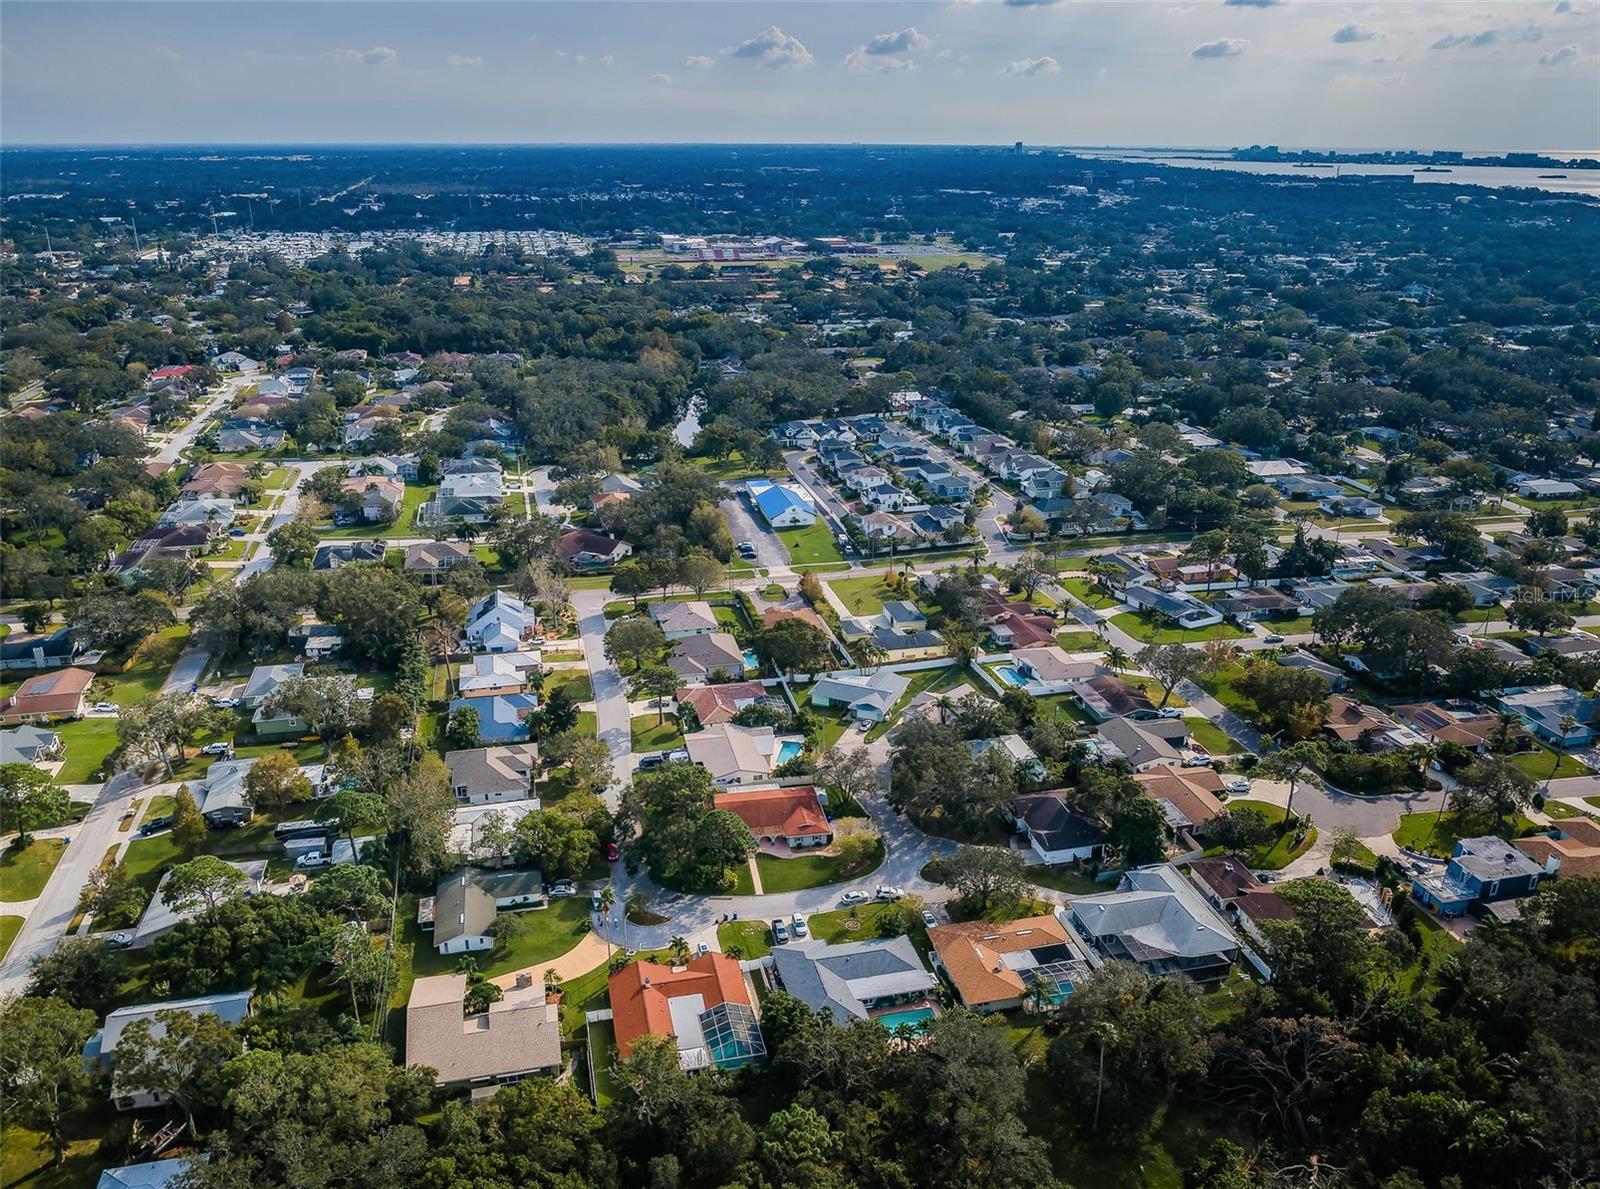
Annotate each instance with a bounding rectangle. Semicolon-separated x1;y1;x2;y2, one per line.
995;665;1026;687
743;650;761;672
874;1006;935;1033
775;739;804;766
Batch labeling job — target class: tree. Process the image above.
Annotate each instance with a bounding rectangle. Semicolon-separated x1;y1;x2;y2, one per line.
1008;505;1047;538
1135;643;1207;707
1008;550;1051;599
328;926;396;1028
1101;643;1131;673
266;518;320;568
386;753;456;874
68;589;176;652
832;822;882;873
303;863;387;920
1506;598;1575;635
538;685;580;738
677;548;724;597
619;763;754;890
25;937;124;1016
0;764;68;844
264;674;370;755
923;845;1029;914
113;1008;241;1136
445;704;480;751
1265;877;1383;1015
611;560;655;608
315;788;387;852
116;692;232;775
244;750;313;811
317;564;421;666
812;745;881;808
1449;755;1535;833
162;855;249;912
604;616;667;673
1234;663;1331;740
755;617;835;675
1105;793;1168;867
171;783;209;856
0;996;98;1166
629;663;679;726
1254;741;1327;826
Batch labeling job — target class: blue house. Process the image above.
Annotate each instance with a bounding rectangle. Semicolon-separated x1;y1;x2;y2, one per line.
1410;835;1545;918
450;693;539;742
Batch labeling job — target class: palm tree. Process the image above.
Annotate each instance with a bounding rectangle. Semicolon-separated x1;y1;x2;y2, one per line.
597;885;617;961
543;967;561;993
1092;1022;1119;1131
1102;643;1131;673
934;695;957;726
669;935;691;966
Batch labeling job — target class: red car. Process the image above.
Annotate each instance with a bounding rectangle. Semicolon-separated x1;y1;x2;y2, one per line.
606;842;620;862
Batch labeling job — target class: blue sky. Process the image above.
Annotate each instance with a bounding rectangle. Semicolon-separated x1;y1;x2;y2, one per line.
2;2;1595;149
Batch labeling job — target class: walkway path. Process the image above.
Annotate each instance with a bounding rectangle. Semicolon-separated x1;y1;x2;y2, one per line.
488;930;611;990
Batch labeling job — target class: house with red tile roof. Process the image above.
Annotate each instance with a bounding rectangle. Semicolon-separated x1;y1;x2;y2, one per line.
676;680;768;726
713;786;832;847
607;953;765;1070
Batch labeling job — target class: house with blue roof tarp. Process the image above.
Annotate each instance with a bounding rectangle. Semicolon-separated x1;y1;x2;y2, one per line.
748;480;817;528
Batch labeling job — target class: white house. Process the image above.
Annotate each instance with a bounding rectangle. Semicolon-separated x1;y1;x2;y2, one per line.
749;480;818;528
465;591;536;653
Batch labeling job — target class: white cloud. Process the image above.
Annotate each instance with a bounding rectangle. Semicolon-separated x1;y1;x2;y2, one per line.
725;26;814;69
1191;38;1249;58
600;55;615;67
648;72;672;85
336;46;397;66
1538;42;1582;64
1223;0;1280;7
1002;0;1061;7
445;54;481;68
1002;55;1061;75
844;26;929;72
682;55;714;69
1331;23;1382;44
1432;27;1542;50
571;54;588;65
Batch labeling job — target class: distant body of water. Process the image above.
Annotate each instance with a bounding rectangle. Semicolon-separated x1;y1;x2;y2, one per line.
674;395;704;447
1077;151;1600;197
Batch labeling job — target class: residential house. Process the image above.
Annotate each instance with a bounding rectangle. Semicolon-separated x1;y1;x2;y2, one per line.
1275;648;1350;690
0;724;63;767
0;628;87;672
290;623;343;660
0;667;94;725
1392;700;1525;754
668;632;748;682
215;420;285;453
1069;674;1155;722
457;652;542;697
310;540;386;571
465;591;537;653
1525;633;1600;659
972;733;1044;782
676;681;769;727
1184;856;1297;948
213;350;259;372
770;937;938;1024
878;600;927;634
714;785;832;846
1318;495;1385;519
650;600;719;640
1515;478;1582;499
425;868;548;954
1005;648;1105;696
809;670;911;721
869;627;944;662
608;953;765;1070
449;693;540;743
684;723;795;786
112;525;215;575
446;744;540;804
927;914;1092;1013
1067;864;1241;981
193;758;260;827
404;540;473;579
157;498;235;533
1213;588;1304;624
432;471;504;522
1133;764;1227;832
1496;685;1600;748
772;420;820;448
96;1158;195;1189
450;800;539;864
240;663;303;710
1122;584;1223;629
88;992;254;1110
1323;696;1426;750
1411;836;1545;917
557;529;632;569
181;462;251;499
1515;817;1600;878
1012;793;1107;865
131;861;267;949
749;480;818;528
338;475;404;522
1272;474;1343;501
405;972;562;1091
1096;716;1192;770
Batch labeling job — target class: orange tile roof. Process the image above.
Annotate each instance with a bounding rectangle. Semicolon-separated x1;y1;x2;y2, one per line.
608;953;751;1058
676;681;767;726
1133;764;1226;828
713;786;829;839
1514;817;1600;877
926;915;1069;1008
1324;695;1396;742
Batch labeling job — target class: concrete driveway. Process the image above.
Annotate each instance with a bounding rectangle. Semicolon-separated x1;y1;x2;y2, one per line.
720;493;790;573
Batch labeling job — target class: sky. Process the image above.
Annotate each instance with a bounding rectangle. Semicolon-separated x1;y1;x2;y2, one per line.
1;1;1596;151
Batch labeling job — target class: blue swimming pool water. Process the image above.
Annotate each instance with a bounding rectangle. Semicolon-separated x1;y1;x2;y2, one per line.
995;665;1026;687
743;650;760;671
775;739;803;765
875;1007;935;1032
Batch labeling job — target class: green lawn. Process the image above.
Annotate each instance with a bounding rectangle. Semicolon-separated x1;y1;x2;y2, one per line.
778;522;846;567
1394;810;1535;858
0;914;23;961
716;919;774;959
1184;718;1242;756
806;902;903;945
1224;801;1318;869
544;669;594;704
0;838;66;902
577;710;598;738
630;714;684;752
1059;577;1122;610
827;573;902;616
1024;866;1103;895
755;838;884;893
321;483;435;538
684;451;782;482
1197;663;1259;719
1109;613;1250;644
98;624;190;706
139;793;177;825
401;896;594;991
0;1127;104;1189
120;832;183;895
1054;630;1102;651
1510;745;1592;781
588;1018;621;1106
52;717;123;785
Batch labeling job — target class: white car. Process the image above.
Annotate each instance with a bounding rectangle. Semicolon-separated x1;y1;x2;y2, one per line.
1156;707;1182;719
91;702;118;714
199;742;233;757
840;890;870;906
294;851;332;871
212;697;239;709
1261;633;1285;644
548;881;577;898
921;909;938;929
875;885;905;901
791;913;808;939
103;932;134;949
1224;776;1251;794
1182;753;1213;768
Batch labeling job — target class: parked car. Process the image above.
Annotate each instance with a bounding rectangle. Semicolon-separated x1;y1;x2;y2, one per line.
199;742;233;757
606;842;620;862
138;816;173;836
875;886;905;901
636;753;665;771
696;941;710;958
771;919;790;944
1156;707;1182;719
921;909;938;929
1182;753;1214;768
1224;776;1251;794
591;889;605;912
737;540;755;551
103;932;134;949
1261;633;1285;644
211;697;238;709
549;880;577;898
294;851;332;871
840;890;870;906
91;701;117;714
791;913;808;939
